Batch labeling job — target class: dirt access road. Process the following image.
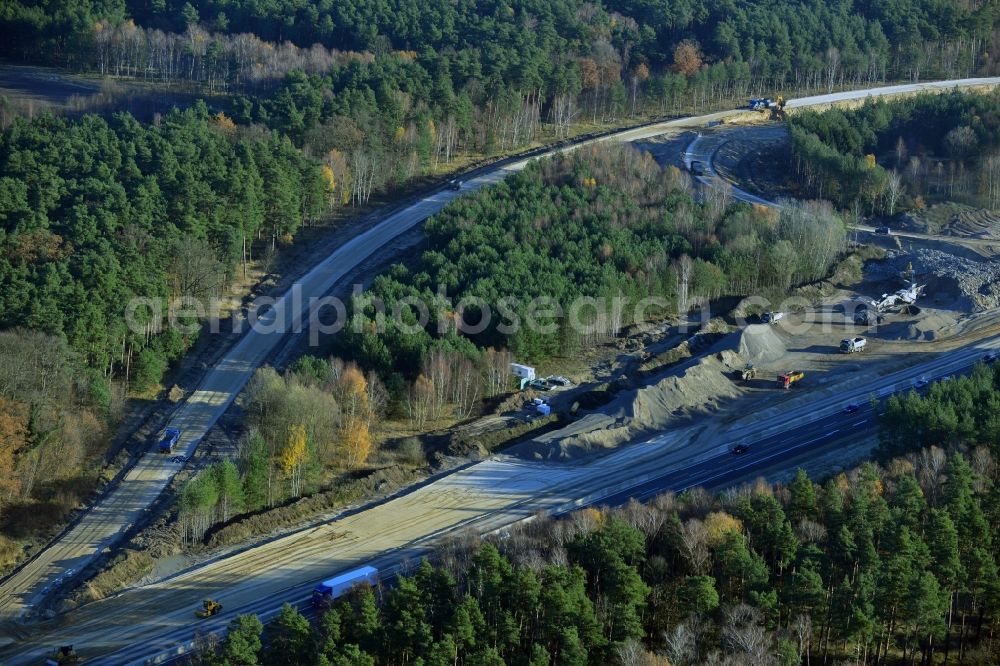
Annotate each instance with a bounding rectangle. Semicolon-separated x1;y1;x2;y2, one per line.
0;63;102;107
3;77;1000;663
6;328;1000;665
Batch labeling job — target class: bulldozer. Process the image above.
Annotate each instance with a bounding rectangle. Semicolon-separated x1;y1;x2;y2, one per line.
195;599;222;618
735;362;756;382
45;646;82;666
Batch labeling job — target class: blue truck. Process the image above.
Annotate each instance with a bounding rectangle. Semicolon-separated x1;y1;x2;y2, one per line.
312;566;379;607
158;428;181;454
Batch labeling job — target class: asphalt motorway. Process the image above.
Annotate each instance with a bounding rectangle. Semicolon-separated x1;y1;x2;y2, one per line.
3;77;1000;657
8;334;1000;665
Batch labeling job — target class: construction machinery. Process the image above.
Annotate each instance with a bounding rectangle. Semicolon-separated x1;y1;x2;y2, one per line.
748;96;788;120
840;337;867;354
45;646;82;666
736;363;756;381
853;283;924;324
777;370;804;389
195;599;222;618
853;308;882;326
771;95;787;120
761;311;784;324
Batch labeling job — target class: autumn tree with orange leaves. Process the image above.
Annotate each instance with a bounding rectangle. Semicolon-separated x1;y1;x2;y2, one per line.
0;398;27;519
672;41;703;76
334;364;376;467
336;364;370;424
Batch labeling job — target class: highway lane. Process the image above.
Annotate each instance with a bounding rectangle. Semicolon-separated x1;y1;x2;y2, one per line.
4;76;1000;650
7;333;1000;665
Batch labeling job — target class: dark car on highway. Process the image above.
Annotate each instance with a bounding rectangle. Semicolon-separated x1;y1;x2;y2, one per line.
689;161;706;176
844;403;861;414
447;178;463;191
731;444;750;455
874;225;891;234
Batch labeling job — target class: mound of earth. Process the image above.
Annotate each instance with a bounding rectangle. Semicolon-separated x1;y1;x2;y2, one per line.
510;327;773;459
627;349;744;426
902;203;1000;239
739;324;787;364
874;310;955;341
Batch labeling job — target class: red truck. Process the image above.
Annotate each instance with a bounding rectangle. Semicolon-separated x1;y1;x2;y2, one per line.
777;371;804;389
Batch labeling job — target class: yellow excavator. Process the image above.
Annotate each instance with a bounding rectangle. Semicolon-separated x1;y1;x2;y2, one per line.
770;96;788;120
44;646;82;665
195;599;222;618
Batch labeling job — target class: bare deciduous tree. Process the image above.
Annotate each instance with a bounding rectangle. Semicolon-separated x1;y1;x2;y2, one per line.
825;47;841;92
406;375;435;429
170;235;226;299
792;613;813;664
674;254;694;315
885;169;904;215
678;518;711;574
795;518;827;544
915;445;947;504
722;604;772;663
663;617;704;666
482;347;514;398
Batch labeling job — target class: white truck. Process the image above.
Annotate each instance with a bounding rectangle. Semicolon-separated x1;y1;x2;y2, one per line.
311;565;379;607
840;337;867;354
761;311;784;324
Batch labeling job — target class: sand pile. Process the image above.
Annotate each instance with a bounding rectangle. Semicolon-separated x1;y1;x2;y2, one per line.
511;327;777;459
738;324;787;364
626;349;744;427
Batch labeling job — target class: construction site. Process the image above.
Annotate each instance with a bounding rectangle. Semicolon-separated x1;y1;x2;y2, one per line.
494;96;1000;465
6;80;1000;666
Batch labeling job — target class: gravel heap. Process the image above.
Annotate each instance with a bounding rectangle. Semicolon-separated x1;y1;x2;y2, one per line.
866;248;1000;310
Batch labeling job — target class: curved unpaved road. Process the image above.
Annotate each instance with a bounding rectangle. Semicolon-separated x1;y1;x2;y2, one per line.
2;77;998;655
684;92;1000;253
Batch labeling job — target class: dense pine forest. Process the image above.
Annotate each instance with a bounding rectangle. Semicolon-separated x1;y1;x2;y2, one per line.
0;102;324;555
337;145;845;371
4;0;1000;207
790;90;1000;210
199;444;1000;665
0;102;325;382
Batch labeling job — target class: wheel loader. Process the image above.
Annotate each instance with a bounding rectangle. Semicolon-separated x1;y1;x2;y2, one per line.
195;599;222;618
735;363;756;381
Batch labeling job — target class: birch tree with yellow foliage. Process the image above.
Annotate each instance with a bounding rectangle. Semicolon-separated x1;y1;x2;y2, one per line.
280;424;308;496
342;418;372;468
335;364;375;467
